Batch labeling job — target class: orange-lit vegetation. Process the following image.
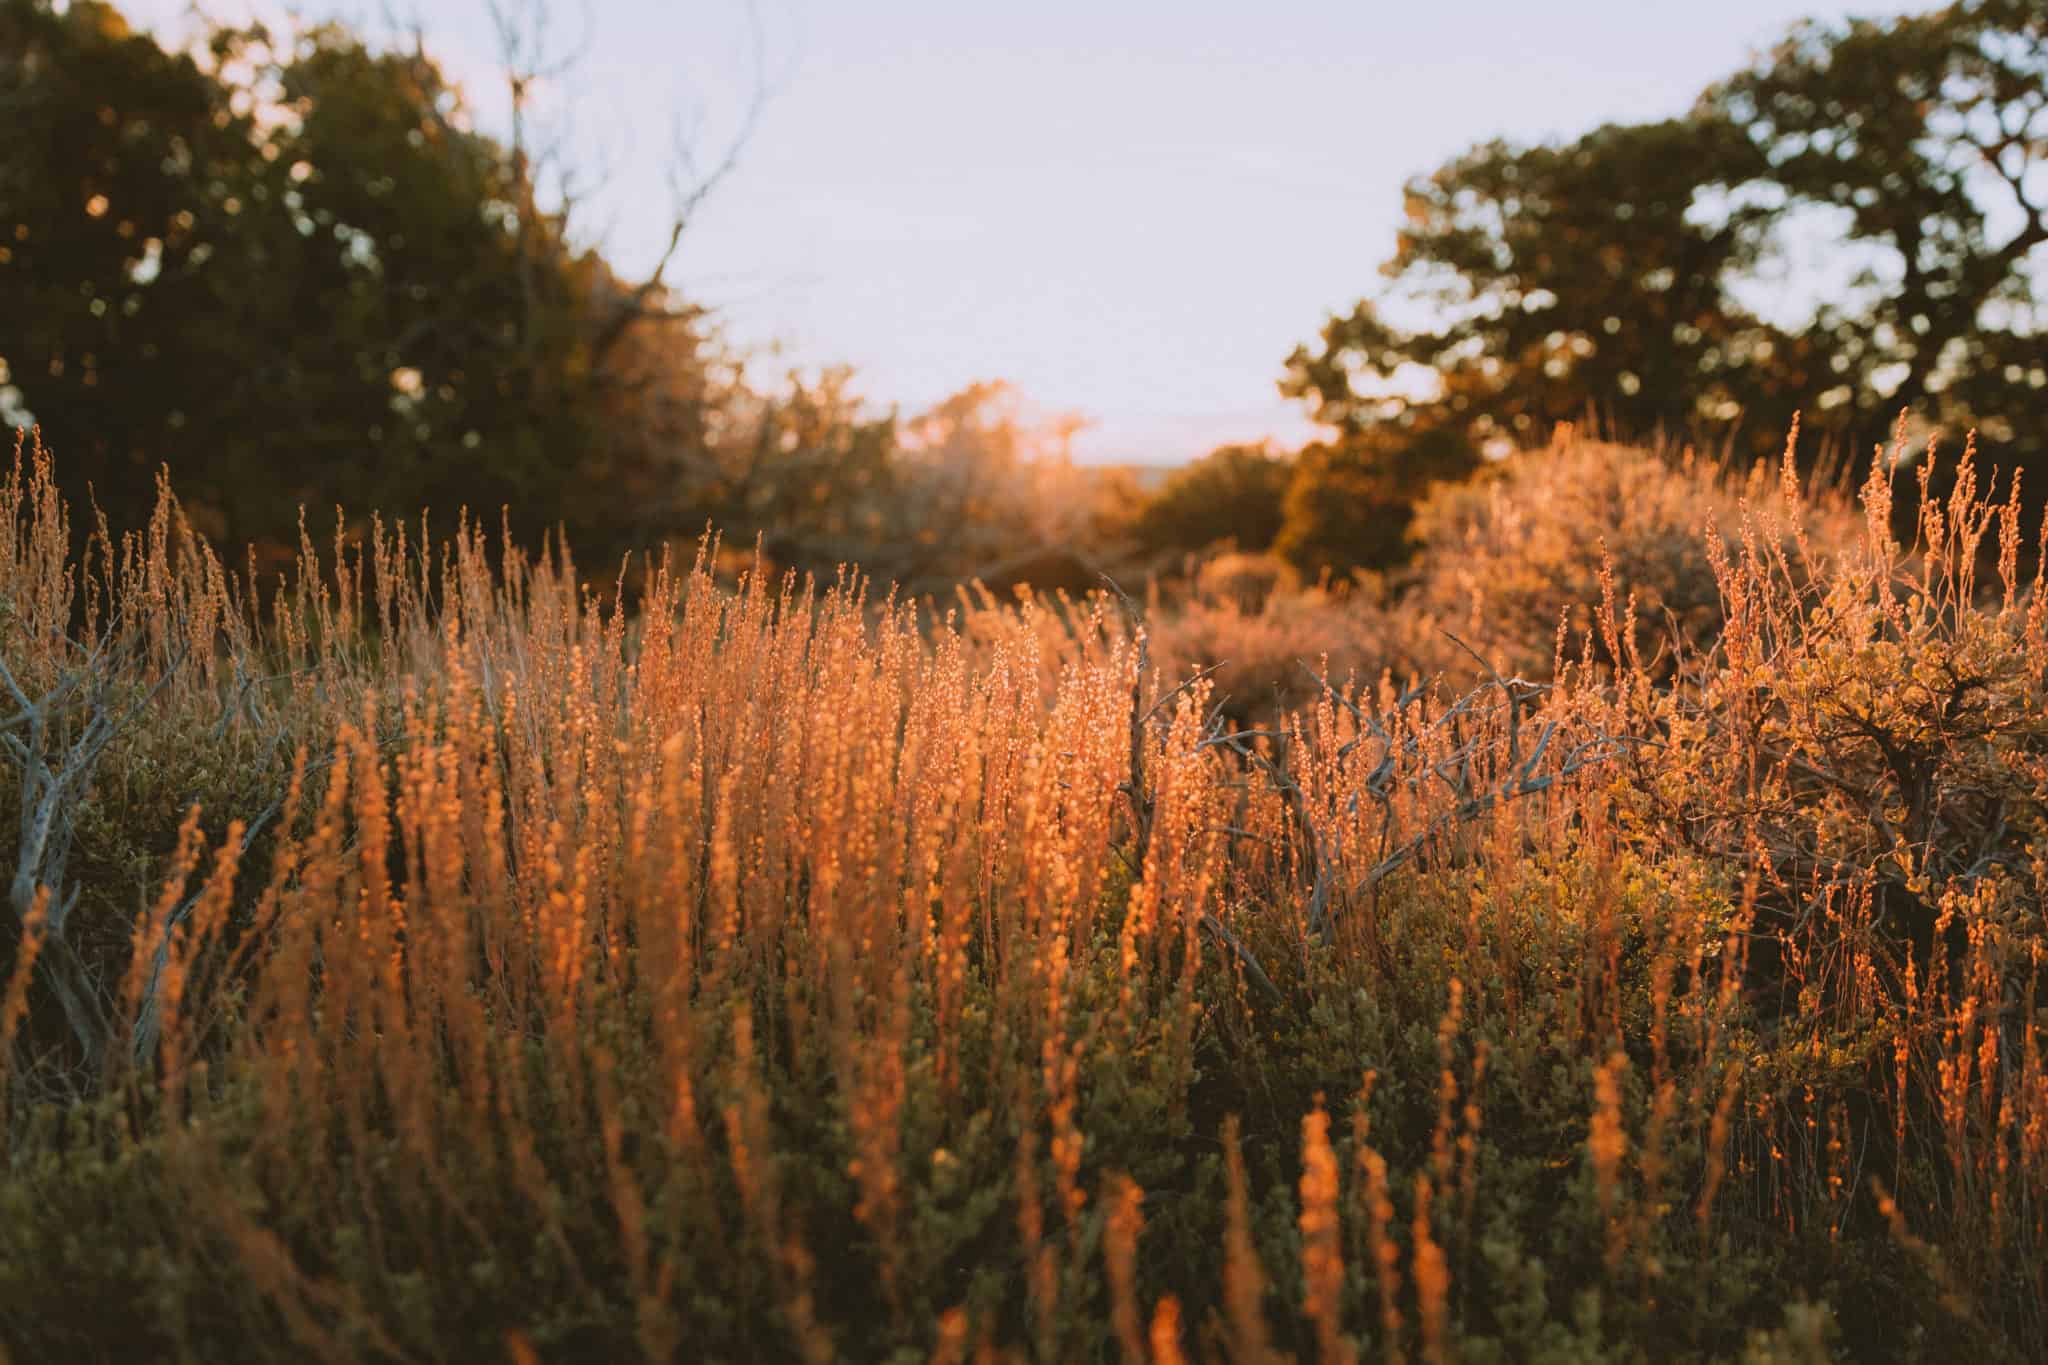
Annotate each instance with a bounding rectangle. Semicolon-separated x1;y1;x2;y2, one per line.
2;422;2045;1362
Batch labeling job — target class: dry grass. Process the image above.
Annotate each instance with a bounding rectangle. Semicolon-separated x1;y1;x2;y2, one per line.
0;422;2043;1362
1405;427;1861;682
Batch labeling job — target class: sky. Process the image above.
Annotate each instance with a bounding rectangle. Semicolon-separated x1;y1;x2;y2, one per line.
125;0;1931;464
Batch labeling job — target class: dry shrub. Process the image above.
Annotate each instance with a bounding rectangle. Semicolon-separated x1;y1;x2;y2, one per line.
1193;550;1298;614
0;422;2042;1364
1610;424;2048;1332
1404;428;1857;681
1147;579;1413;726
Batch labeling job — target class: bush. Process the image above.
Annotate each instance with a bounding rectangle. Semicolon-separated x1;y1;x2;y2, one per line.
1272;426;1481;583
1403;432;1856;680
1136;444;1294;561
1;423;2042;1362
1272;440;1418;581
1150;581;1380;725
1191;551;1298;613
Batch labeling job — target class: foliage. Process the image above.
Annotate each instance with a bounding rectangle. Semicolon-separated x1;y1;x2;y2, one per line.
1148;572;1391;727
1191;551;1298;614
1271;427;1479;580
1285;0;2048;475
1707;0;2048;457
883;380;1121;593
2;420;2045;1361
0;0;695;562
1400;430;1856;683
1135;444;1294;560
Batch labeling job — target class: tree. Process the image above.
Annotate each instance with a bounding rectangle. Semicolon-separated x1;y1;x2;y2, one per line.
1706;0;2048;460
0;0;737;565
0;1;282;538
711;362;900;574
1133;443;1291;560
1284;118;1785;455
1286;0;2047;474
882;380;1111;593
1272;426;1478;581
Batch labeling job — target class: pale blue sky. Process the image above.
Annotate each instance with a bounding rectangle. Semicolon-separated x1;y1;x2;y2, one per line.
127;0;1927;462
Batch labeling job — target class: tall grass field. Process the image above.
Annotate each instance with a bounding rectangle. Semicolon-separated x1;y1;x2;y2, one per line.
1;424;2043;1362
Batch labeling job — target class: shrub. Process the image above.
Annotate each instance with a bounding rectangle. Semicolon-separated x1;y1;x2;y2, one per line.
1135;444;1293;560
1191;551;1298;613
0;422;2041;1363
1273;427;1483;582
1404;430;1857;680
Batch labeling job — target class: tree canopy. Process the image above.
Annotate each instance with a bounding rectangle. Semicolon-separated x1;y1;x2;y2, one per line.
1285;0;2047;476
0;1;686;559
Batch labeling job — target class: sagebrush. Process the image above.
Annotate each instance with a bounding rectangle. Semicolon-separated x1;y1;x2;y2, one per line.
0;422;2042;1363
